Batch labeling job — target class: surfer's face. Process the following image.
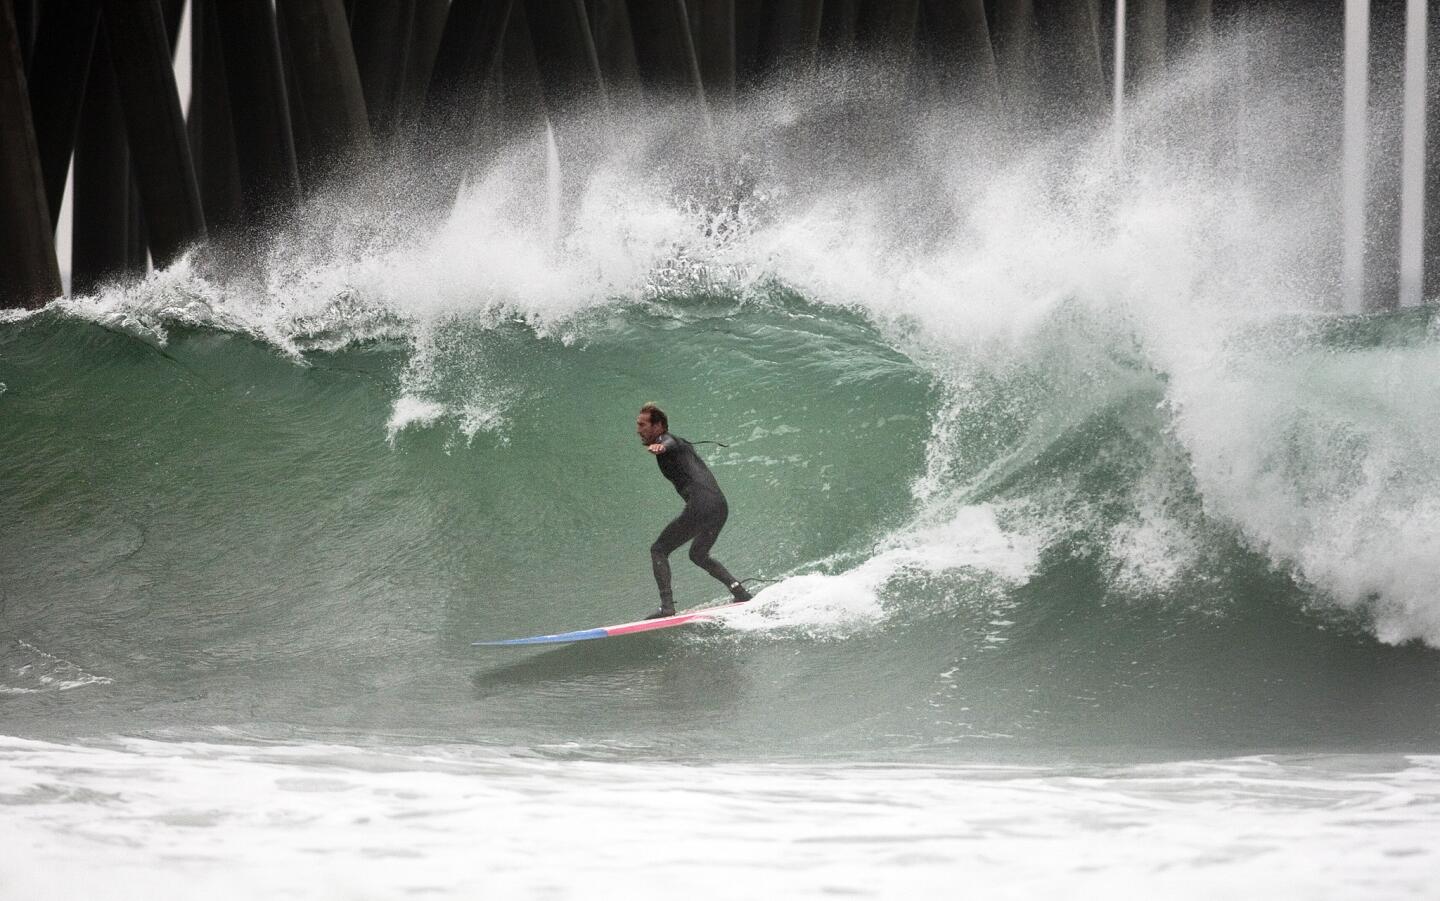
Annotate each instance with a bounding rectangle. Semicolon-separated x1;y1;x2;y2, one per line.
636;413;663;444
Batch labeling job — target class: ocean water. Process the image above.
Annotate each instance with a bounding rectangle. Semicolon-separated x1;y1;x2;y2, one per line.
4;22;1440;898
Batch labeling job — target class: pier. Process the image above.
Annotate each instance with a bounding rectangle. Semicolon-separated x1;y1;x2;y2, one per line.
1;0;1434;311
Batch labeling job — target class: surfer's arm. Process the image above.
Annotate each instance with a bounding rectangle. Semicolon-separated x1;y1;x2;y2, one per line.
647;434;677;455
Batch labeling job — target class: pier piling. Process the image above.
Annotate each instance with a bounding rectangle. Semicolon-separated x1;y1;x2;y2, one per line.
0;0;62;307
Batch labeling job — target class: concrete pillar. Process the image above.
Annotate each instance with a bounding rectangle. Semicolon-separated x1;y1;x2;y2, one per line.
125;173;147;271
920;0;999;110
856;0;920;66
522;0;605;114
762;0;823;75
215;0;302;220
1365;0;1406;309
25;0;102;225
1126;0;1166;89
276;0;372;181
1397;0;1426;307
189;0;243;234
352;0;415;138
1424;0;1440;300
587;0;642;100
102;0;205;267
819;0;860;56
402;0;451;121
276;10;315;182
733;0;763;85
72;30;133;294
991;0;1038;117
0;0;62;307
500;2;547;132
423;0;514;136
1035;0;1105;120
15;0;38;73
161;0;183;49
693;0;734;105
628;0;704;102
1172;0;1213;52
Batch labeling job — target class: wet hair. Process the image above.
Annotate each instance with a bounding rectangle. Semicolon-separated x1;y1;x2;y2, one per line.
639;403;667;429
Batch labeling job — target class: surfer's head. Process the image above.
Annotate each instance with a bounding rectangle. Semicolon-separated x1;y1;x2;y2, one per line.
637;403;667;443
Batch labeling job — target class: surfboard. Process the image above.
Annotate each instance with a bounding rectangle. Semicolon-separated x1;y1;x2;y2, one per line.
472;605;735;647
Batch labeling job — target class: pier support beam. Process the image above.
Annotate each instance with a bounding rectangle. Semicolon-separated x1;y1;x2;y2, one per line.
1172;0;1214;53
856;0;919;68
1036;0;1105;121
762;0;823;75
215;0;301;223
13;0;37;71
1397;0;1427;307
423;0;513;137
276;0;371;182
692;0;734;106
26;0;101;224
1126;0;1167;90
190;0;244;234
588;0;642;99
920;0;999;110
733;0;763;85
73;31;137;294
0;0;62;308
500;3;547;132
523;0;605;114
161;0;183;49
1425;0;1440;300
819;0;859;57
992;0;1039;118
1364;0;1406;310
403;0;451;122
103;0;205;267
629;0;705;104
352;0;414;138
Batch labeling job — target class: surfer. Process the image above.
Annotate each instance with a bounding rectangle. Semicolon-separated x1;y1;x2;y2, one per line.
637;403;753;619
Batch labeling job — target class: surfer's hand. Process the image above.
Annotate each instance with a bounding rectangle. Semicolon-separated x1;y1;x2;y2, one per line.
647;443;665;454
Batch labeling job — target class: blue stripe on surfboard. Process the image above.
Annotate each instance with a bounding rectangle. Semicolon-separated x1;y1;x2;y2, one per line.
472;607;729;647
472;627;610;647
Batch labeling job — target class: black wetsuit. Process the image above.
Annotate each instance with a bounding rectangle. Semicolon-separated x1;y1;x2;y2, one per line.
650;433;740;607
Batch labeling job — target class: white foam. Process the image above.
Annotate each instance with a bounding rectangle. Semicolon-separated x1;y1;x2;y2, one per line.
2;736;1439;899
725;504;1040;636
1170;342;1440;643
384;395;446;444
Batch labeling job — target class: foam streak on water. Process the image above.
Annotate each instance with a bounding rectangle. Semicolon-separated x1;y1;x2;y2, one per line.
1;737;1437;899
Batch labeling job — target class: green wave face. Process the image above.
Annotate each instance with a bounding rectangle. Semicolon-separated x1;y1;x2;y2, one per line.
5;32;1440;761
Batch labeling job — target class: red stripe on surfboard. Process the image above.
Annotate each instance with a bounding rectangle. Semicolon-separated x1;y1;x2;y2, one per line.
604;611;718;636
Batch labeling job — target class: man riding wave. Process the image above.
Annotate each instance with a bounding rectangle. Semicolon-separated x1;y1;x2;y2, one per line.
636;403;752;619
